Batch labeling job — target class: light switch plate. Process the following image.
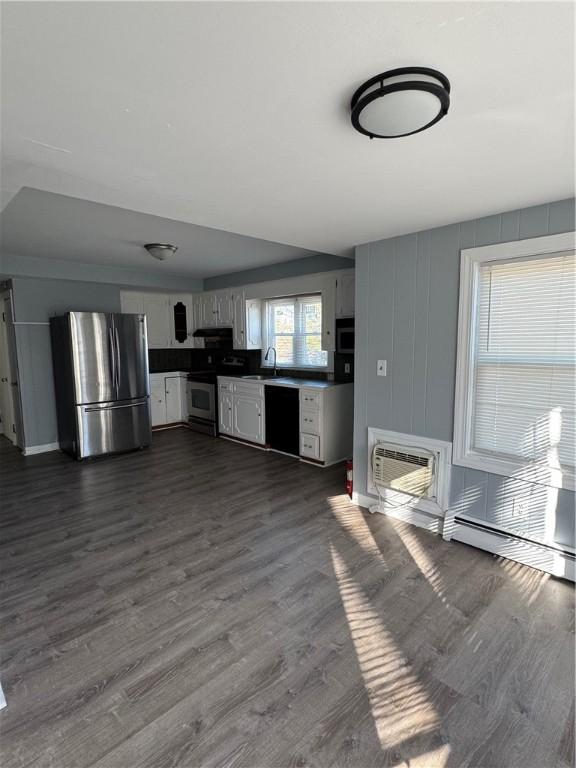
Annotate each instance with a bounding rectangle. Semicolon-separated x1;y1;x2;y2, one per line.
344;363;351;374
377;360;387;377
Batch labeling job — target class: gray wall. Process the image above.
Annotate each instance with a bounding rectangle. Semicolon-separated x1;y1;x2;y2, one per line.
353;198;575;549
203;253;354;290
8;277;122;449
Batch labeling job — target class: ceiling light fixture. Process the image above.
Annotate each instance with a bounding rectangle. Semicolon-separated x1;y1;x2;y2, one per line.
350;67;451;139
144;243;178;261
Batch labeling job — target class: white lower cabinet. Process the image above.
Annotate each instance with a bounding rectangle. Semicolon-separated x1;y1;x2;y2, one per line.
218;378;265;445
233;395;264;444
150;372;187;427
219;392;234;435
218;378;353;463
165;376;184;423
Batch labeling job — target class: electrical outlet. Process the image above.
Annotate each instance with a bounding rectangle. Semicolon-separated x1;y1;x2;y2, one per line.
512;498;528;518
344;363;351;374
377;360;387;377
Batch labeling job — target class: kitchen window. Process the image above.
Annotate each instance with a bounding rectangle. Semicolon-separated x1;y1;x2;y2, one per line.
262;294;328;369
453;232;575;490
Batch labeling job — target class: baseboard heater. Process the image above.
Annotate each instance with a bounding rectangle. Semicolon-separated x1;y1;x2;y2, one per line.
451;515;575;582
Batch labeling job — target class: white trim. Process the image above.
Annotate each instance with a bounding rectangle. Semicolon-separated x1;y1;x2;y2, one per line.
453;231;576;491
448;512;576;555
352;491;443;534
22;442;60;456
449;518;575;582
366;427;452;516
0;682;6;710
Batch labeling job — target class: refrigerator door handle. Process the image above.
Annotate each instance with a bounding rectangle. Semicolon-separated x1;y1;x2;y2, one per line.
108;327;117;392
114;326;121;392
84;400;148;413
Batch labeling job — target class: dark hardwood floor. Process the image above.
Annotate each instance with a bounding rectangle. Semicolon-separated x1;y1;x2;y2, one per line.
0;429;574;768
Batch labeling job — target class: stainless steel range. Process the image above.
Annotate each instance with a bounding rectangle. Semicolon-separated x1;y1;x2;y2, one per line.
186;356;247;435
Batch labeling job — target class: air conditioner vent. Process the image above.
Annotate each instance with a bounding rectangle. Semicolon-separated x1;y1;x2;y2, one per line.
379;448;429;467
372;442;436;498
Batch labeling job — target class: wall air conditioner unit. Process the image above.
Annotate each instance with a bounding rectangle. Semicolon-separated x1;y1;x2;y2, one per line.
372;442;436;500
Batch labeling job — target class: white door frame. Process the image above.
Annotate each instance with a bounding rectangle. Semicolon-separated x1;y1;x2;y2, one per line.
0;288;22;448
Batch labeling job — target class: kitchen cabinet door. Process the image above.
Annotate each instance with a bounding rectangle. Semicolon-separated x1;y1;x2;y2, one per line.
218;392;233;435
150;379;167;426
321;279;336;352
143;294;170;348
233;395;264;444
215;290;234;326
200;293;218;327
336;272;355;317
165;376;183;423
245;298;262;349
191;295;204;348
232;290;246;349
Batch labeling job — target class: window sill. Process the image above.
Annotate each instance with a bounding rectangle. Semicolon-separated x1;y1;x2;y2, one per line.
452;450;574;491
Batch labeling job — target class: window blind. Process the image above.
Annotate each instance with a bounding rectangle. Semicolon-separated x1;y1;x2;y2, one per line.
263;295;328;369
472;251;575;471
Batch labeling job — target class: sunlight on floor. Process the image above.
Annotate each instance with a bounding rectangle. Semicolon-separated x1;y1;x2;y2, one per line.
393;522;449;603
330;543;451;768
327;494;391;568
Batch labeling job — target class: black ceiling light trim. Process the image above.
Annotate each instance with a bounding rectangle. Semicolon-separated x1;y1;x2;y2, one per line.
350;67;451;139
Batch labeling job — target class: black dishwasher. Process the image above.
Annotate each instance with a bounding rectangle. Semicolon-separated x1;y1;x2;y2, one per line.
265;385;300;456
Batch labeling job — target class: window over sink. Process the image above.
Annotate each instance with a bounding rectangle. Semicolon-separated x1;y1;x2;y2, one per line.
262;294;328;369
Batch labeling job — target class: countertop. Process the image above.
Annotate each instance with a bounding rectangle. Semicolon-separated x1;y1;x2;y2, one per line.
219;375;347;389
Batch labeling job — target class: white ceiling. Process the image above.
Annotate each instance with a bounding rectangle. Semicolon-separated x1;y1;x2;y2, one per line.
1;1;574;266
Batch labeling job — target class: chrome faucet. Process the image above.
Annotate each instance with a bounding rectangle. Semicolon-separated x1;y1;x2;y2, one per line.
264;346;278;376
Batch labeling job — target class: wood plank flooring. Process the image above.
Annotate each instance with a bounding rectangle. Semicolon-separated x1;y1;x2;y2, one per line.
0;428;574;768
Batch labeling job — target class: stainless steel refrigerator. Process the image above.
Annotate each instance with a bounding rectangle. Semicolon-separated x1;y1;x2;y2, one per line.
51;312;151;459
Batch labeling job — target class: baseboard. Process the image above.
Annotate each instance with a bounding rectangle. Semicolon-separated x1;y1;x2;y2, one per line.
22;442;60;456
451;517;575;582
352;491;443;534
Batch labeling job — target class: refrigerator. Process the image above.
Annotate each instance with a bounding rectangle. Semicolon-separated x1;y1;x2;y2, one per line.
51;312;151;459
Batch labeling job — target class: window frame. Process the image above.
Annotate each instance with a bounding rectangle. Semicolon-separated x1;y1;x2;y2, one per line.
261;293;329;371
453;231;575;491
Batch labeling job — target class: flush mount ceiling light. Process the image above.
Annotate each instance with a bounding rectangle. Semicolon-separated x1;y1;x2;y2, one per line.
350;67;450;139
144;243;178;261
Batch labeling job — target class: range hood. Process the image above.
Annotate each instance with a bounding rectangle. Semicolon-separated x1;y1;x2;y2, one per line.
192;327;233;348
192;327;233;338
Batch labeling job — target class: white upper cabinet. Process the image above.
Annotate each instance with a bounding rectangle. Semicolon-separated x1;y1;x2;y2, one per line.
336;271;355;318
168;294;194;347
214;290;234;326
199;293;218;327
244;298;262;349
142;294;170;348
321;278;336;352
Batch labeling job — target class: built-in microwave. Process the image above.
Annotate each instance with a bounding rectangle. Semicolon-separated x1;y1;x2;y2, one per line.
336;319;355;354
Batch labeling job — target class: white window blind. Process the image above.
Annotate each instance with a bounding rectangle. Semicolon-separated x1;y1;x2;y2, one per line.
263;295;328;369
472;251;575;474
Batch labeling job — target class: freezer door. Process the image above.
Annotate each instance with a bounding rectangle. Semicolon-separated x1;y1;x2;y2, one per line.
75;397;151;458
112;314;149;401
69;312;116;405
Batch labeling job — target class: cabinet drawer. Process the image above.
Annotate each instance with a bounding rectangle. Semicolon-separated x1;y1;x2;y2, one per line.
300;433;320;460
300;389;321;410
300;409;320;435
233;381;264;398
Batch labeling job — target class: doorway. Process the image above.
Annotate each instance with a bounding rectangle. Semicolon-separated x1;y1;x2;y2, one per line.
0;289;21;447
